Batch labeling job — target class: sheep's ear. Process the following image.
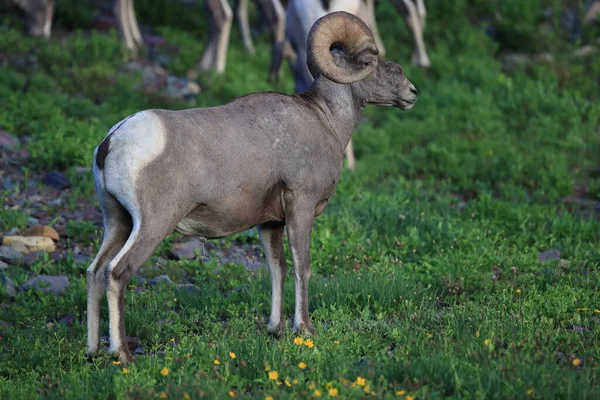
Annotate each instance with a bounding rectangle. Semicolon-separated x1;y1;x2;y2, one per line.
330;43;378;77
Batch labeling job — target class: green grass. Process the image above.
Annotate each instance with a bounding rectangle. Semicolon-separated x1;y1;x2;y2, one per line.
1;0;600;398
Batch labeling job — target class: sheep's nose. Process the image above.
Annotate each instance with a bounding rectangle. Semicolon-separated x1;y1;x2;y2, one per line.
410;85;418;95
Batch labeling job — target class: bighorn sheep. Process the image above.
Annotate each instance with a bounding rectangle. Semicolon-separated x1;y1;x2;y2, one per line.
13;0;285;73
195;0;286;74
272;0;430;91
12;0;143;51
86;11;417;364
270;0;428;170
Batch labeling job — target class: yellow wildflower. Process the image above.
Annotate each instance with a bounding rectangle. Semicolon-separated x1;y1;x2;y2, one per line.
573;358;581;366
214;359;221;365
229;352;236;359
484;339;491;346
122;368;129;374
475;330;479;338
228;390;235;398
396;390;406;395
265;365;270;371
425;333;433;338
268;371;279;380
406;396;415;400
328;388;339;397
159;393;167;399
285;377;292;387
355;376;366;386
527;389;535;397
169;338;175;343
594;309;600;313
308;383;316;390
160;367;169;376
112;361;121;365
298;362;307;369
173;298;177;302
265;397;274;400
314;390;322;397
516;288;521;294
183;394;191;400
293;379;299;385
293;337;304;345
305;339;314;348
334;340;340;345
363;385;370;393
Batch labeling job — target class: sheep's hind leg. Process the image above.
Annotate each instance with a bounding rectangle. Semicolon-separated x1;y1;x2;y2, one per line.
86;193;132;358
285;199;317;335
258;223;287;337
105;218;173;364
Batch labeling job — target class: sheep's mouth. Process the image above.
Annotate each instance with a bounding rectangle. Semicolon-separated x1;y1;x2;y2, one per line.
396;98;416;110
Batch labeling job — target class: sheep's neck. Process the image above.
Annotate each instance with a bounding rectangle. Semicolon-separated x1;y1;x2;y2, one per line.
307;77;363;156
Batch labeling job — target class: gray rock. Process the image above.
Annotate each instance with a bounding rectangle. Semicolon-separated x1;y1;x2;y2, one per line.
149;274;173;286
0;246;24;264
177;283;202;294
0;129;19;149
0;260;8;270
21;275;70;295
170;238;205;260
539;249;560;262
0;274;17;298
42;171;70;190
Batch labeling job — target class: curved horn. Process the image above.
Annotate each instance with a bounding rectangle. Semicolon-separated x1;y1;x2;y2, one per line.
307;11;379;84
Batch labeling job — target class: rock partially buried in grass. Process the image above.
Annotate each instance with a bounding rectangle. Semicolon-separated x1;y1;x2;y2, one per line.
149;275;173;286
0;246;23;265
2;236;56;253
0;260;7;270
0;274;17;299
539;249;560;262
0;129;19;149
42;171;70;190
170;238;205;260
24;225;60;241
20;275;70;295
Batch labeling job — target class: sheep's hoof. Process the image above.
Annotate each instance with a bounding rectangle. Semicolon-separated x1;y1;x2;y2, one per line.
111;349;135;365
294;322;317;336
267;321;286;338
86;350;99;361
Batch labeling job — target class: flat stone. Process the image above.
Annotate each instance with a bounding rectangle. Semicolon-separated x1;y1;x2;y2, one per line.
170;238;205;260
176;283;202;294
73;254;90;264
23;250;47;267
24;225;60;241
0;246;24;264
559;259;571;268
0;260;8;270
42;171;70;190
0;274;17;298
0;129;19;149
149;274;173;286
2;236;56;253
20;275;70;295
539;249;560;262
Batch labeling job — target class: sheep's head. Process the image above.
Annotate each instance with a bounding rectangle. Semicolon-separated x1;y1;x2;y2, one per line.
307;12;417;110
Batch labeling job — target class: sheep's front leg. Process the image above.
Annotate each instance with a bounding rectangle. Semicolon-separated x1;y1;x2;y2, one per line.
285;203;316;335
258;223;286;337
